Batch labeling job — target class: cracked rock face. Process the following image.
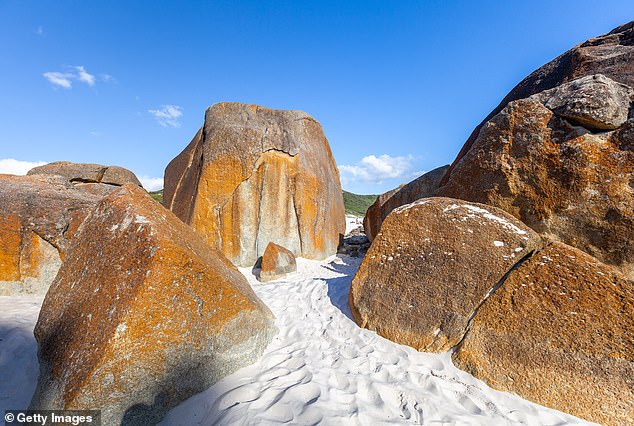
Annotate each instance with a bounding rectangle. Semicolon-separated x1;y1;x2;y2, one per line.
349;197;542;352
164;102;346;267
30;185;277;426
0;174;100;295
437;96;634;278
363;165;448;241
453;242;634;425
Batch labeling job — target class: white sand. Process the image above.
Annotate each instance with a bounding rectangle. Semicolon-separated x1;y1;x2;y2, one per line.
0;296;42;411
345;214;364;234
0;227;593;424
162;255;592;425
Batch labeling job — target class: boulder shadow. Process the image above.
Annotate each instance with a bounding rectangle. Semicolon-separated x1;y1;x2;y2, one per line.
321;256;362;321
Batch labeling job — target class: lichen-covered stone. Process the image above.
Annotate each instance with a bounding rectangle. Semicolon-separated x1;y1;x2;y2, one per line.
30;185;277;425
28;161;142;187
437;98;634;278
349;197;542;352
442;20;634;185
453;242;634;425
260;242;297;282
164;102;346;266
363;165;448;241
0;174;99;295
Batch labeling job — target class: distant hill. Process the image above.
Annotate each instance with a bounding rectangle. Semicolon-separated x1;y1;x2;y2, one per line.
343;190;377;217
150;189;163;203
149;189;376;217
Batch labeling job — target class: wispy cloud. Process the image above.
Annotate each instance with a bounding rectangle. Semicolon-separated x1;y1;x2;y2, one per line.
339;154;415;185
43;72;74;89
148;105;183;128
74;66;95;86
42;65;100;89
100;74;116;84
36;26;44;36
139;176;164;191
0;159;46;175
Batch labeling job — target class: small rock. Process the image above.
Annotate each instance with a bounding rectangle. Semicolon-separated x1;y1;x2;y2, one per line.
260;242;297;282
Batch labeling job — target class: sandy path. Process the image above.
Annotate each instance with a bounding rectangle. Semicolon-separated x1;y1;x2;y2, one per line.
162;256;591;425
0;217;593;425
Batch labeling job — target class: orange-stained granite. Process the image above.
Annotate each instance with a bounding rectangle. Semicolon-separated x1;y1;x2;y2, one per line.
260;242;297;282
0;174;99;294
453;242;634;425
30;184;277;425
164;102;345;267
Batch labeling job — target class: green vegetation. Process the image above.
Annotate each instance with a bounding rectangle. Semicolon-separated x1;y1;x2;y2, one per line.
343;190;377;217
150;189;164;204
148;189;376;217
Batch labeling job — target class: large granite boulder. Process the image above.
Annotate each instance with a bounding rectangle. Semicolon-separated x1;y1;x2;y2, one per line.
349;197;542;352
30;185;277;425
441;20;634;185
164;102;346;267
363;165;449;241
259;242;297;282
28;161;143;196
437;93;634;277
0;174;100;295
453;242;634;425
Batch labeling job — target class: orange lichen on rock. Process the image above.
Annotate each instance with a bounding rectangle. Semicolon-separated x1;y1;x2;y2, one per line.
349;197;542;352
0;212;21;282
260;242;297;282
438;98;634;278
0;174;99;295
453;242;634;425
30;184;277;425
164;102;345;267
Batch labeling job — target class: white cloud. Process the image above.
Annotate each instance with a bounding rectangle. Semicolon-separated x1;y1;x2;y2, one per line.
148;105;183;128
139;176;164;191
100;74;116;83
36;26;44;36
0;159;46;175
339;154;415;185
74;66;95;86
43;65;100;89
43;71;74;89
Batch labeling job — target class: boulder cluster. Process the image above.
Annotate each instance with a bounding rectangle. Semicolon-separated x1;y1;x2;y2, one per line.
353;21;634;425
2;105;345;423
3;19;633;426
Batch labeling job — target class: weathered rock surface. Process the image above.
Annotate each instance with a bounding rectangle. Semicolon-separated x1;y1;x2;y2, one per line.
260;242;297;282
363;165;448;241
442;20;634;185
437;96;634;277
453;242;634;425
28;161;142;187
0;174;100;295
349;197;542;352
164;102;346;267
30;184;277;425
531;74;632;130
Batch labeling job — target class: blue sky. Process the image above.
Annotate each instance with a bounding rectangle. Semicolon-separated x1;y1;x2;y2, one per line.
0;1;632;193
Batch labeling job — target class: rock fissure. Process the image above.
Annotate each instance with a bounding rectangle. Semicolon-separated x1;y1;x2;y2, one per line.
451;248;541;354
260;146;298;157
